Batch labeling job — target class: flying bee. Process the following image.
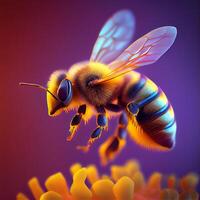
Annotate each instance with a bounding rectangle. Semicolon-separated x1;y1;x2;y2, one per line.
20;10;177;165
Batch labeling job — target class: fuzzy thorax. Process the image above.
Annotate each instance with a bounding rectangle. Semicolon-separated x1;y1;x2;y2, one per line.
73;62;123;106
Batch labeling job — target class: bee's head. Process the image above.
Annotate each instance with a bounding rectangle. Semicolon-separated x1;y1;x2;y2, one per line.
46;71;73;116
19;70;73;117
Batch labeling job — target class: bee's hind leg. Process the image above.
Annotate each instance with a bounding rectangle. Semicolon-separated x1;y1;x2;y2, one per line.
77;106;108;152
99;111;128;165
67;104;86;141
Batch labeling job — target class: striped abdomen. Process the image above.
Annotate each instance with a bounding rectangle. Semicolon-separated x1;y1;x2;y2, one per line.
121;72;176;149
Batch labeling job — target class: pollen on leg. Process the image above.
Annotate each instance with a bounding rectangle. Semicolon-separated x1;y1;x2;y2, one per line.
67;105;87;142
67;126;78;141
76;144;91;153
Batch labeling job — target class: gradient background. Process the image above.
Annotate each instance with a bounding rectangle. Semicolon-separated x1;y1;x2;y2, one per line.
0;0;200;199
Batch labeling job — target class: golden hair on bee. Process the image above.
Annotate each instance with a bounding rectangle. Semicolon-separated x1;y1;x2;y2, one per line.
20;10;177;165
72;62;124;106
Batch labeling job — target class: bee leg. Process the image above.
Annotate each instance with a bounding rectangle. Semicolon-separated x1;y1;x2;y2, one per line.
67;104;86;141
77;106;108;152
99;112;128;165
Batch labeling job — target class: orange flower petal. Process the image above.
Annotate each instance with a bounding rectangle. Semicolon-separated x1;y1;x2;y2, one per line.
92;179;115;200
45;172;70;199
40;191;63;200
70;163;82;176
113;176;134;200
28;177;44;200
16;193;30;200
86;165;99;185
70;168;92;200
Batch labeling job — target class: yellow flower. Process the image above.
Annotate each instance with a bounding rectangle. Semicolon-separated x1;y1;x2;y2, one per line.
16;160;199;200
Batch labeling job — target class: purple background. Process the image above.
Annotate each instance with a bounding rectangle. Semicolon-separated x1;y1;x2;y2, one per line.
0;0;200;199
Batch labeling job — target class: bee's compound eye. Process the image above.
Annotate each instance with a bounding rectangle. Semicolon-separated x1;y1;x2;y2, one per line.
57;79;71;102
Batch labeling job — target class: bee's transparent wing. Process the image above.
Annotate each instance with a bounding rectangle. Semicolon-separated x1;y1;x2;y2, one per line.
93;26;177;84
90;10;135;64
110;26;177;68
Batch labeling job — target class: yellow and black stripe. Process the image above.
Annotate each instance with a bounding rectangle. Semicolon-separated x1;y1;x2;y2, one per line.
123;72;176;150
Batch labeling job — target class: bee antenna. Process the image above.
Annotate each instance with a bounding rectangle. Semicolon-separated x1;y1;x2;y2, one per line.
19;82;61;103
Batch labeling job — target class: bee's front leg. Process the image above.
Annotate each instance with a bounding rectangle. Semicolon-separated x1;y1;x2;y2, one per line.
77;106;108;152
67;104;86;141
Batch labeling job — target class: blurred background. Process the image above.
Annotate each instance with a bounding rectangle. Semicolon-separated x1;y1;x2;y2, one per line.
0;0;200;199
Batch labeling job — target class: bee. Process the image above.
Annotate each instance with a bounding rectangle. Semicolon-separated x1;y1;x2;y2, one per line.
20;10;177;165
